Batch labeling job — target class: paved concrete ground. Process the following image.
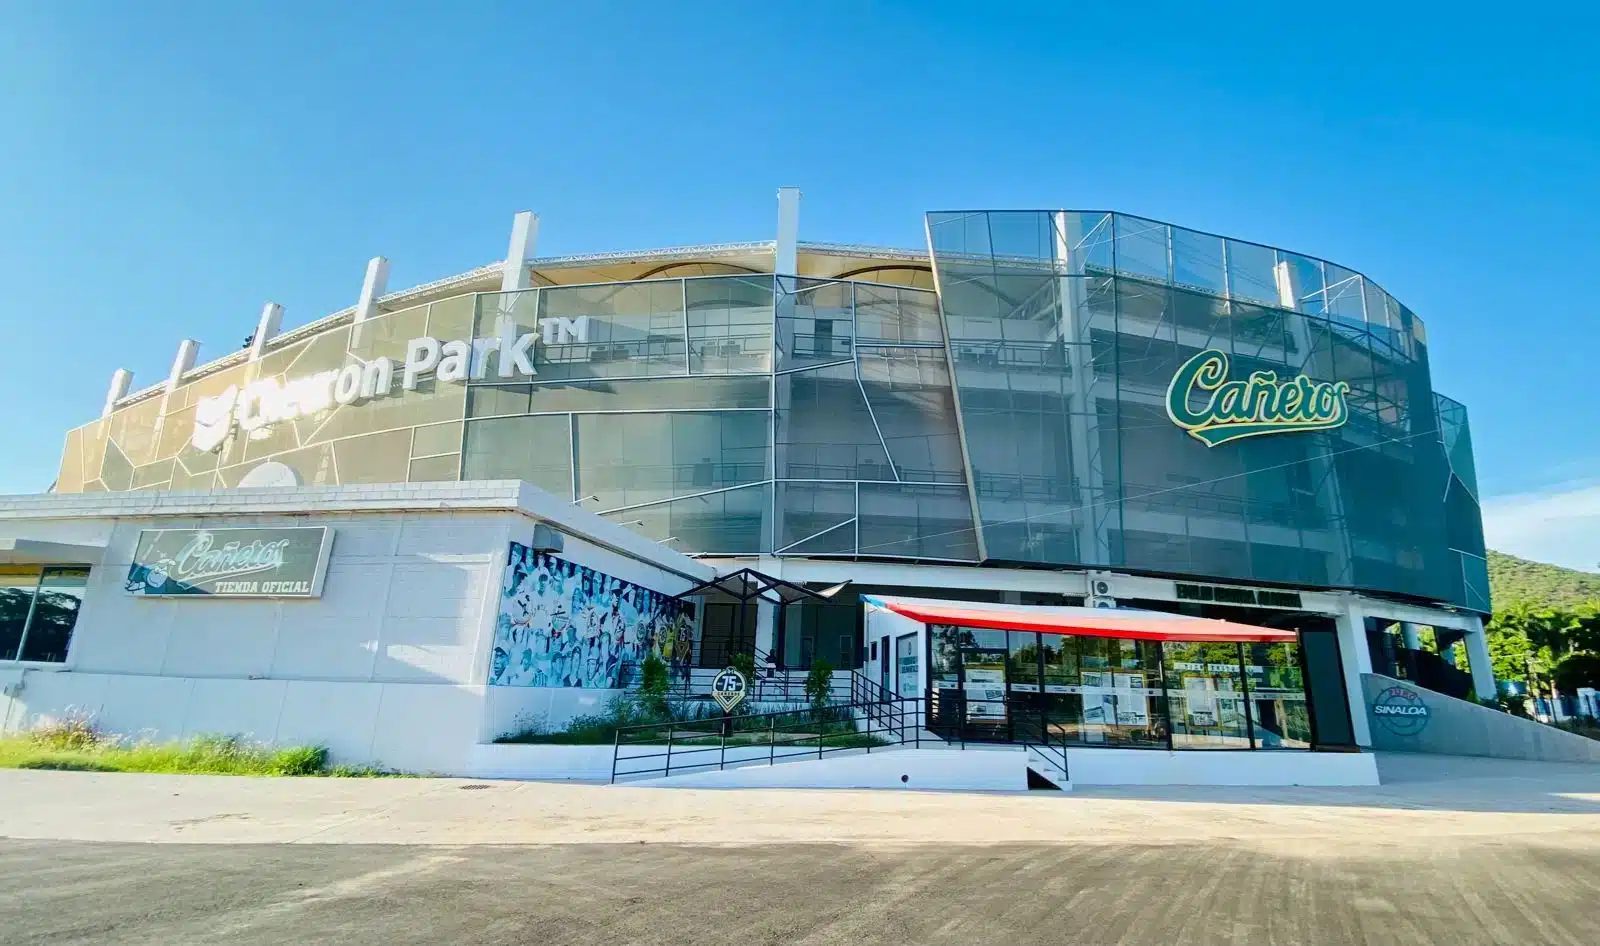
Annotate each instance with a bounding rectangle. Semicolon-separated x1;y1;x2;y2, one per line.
1;753;1597;945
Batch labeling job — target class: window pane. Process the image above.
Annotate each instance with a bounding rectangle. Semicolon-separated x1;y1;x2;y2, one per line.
576;411;769;511
1164;642;1252;748
1007;631;1041;691
775;481;855;554
408;454;461;483
18;567;88;663
463;415;573;499
856;483;979;561
530;376;771;414
1064;637;1166;747
604;482;770;554
1225;240;1279;305
1246;642;1312;748
854;284;944;345
0;567;41;661
1113;214;1170;281
775;362;890;481
856;347;966;485
534;280;688;381
778;280;854;371
1171;227;1226;295
686;275;773;375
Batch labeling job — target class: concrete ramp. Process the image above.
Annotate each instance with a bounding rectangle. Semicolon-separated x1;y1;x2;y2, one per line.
1363;673;1600;764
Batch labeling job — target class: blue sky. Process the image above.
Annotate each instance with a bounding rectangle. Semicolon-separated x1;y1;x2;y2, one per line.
2;2;1597;566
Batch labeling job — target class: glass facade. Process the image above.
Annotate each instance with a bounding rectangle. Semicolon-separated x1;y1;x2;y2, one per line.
56;209;1485;609
930;625;1313;750
926;210;1485;610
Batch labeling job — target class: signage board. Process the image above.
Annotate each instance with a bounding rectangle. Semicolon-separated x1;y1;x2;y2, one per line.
125;527;334;598
190;316;592;452
711;667;747;713
1371;684;1432;736
1166;348;1350;447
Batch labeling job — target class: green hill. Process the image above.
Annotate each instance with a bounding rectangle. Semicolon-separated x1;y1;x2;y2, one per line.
1488;551;1600;610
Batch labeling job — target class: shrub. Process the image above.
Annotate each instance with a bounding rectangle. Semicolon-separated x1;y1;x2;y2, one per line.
30;710;104;752
640;652;671;718
806;659;834;718
729;651;756;682
269;745;329;776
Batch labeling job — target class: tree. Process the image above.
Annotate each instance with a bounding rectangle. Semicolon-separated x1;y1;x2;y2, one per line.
1553;653;1600;694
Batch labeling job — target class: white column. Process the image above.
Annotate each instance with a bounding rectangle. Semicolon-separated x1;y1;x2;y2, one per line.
776;186;801;276
165;340;200;394
754;598;777;660
500;211;539;293
101;368;133;418
1334;599;1374;747
1462;614;1497;702
353;257;390;325
1400;621;1422;650
249;303;284;361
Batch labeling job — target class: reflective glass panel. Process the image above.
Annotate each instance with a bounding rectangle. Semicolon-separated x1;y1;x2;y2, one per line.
18;567;88;663
1164;642;1251;749
463;415;573;499
1244;642;1312;748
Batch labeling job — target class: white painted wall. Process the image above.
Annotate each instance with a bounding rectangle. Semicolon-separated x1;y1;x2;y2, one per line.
1065;747;1380;786
862;605;923;698
0;493;708;774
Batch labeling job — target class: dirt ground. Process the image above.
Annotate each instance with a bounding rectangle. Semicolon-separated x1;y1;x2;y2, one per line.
0;754;1597;945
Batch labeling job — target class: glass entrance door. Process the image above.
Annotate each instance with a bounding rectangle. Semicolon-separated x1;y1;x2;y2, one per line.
958;647;1010;741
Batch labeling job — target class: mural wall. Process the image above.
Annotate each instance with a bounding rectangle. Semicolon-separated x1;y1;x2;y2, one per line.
488;544;696;688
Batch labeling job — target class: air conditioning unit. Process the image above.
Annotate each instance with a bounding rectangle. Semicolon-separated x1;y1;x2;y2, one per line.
1091;578;1113;597
531;523;565;553
1089;595;1117;609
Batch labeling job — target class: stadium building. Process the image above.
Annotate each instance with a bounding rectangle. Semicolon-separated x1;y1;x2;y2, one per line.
0;190;1494;784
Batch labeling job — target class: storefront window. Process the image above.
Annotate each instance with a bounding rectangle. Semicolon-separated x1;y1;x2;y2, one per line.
0;566;88;664
1070;637;1166;748
924;625;1310;751
1007;631;1041;692
1245;642;1313;748
1163;642;1252;749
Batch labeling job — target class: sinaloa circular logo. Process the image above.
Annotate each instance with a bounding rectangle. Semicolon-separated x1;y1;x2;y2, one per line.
1372;685;1431;736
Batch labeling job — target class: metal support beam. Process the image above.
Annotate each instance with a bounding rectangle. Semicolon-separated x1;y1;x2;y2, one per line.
776;187;800;276
500;211;539;293
101;368;133;418
249;303;284;361
165;340;199;395
354;257;390;325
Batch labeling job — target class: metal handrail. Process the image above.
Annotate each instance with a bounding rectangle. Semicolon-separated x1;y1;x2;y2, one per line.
609;696;925;783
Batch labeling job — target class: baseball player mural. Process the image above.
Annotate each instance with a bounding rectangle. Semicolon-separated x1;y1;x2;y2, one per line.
488;542;697;688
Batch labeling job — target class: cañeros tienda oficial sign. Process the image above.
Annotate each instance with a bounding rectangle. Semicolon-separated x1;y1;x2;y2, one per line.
125;527;334;598
1165;348;1350;447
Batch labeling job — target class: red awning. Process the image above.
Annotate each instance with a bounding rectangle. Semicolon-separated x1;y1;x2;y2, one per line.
872;599;1296;644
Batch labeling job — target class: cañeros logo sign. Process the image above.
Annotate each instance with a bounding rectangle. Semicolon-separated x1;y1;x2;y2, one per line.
1165;348;1350;447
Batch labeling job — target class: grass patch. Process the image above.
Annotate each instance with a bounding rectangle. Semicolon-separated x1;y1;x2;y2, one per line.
494;693;884;747
0;717;408;777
